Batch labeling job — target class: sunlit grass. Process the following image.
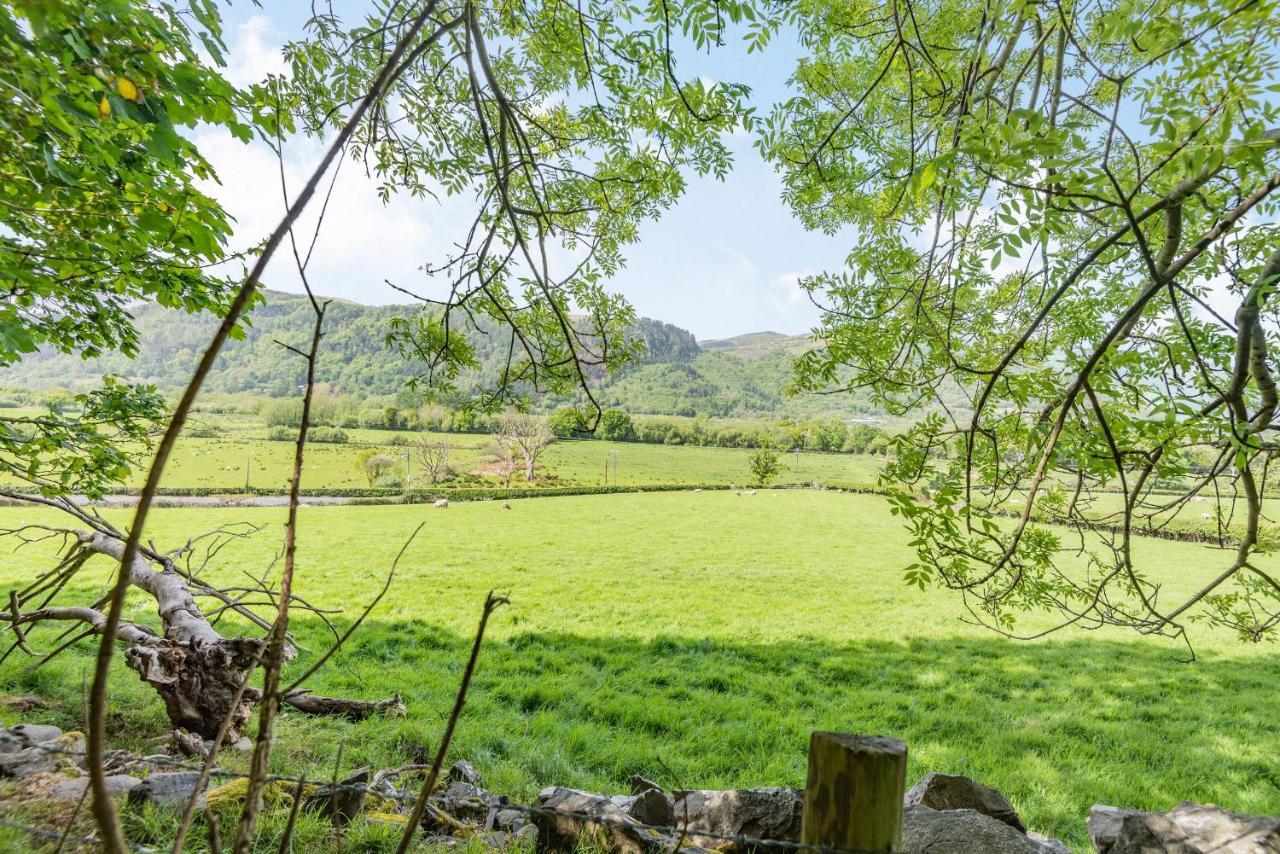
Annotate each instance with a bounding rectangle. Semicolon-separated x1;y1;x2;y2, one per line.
0;491;1275;851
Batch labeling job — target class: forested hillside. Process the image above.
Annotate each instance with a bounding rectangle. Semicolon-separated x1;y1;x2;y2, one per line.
0;289;877;418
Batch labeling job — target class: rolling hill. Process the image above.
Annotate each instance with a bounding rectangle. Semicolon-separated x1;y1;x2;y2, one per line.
0;290;879;419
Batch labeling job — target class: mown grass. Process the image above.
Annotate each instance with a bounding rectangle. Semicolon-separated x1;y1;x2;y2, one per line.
0;491;1276;851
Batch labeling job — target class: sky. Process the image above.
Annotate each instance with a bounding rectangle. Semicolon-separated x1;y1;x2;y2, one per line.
202;2;857;341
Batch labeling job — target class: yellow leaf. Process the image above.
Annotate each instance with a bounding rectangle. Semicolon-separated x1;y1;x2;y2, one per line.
98;96;111;119
116;77;140;101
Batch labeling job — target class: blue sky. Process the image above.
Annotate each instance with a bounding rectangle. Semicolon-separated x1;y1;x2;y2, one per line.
205;2;855;340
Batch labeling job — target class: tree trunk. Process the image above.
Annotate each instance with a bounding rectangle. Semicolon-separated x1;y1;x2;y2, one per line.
125;637;263;740
5;525;405;748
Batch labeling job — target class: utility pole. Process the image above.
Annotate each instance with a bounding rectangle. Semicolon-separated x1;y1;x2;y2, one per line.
244;450;252;491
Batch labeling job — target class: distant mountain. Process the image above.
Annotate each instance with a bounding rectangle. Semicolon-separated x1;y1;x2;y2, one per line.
1;289;877;419
699;331;811;358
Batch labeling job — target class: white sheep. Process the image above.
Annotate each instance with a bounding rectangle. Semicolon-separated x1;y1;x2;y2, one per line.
434;498;449;508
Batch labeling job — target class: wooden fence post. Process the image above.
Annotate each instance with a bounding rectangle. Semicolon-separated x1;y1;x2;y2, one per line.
801;732;907;853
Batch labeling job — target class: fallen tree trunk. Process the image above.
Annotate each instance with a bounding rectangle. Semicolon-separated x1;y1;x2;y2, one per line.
1;521;402;747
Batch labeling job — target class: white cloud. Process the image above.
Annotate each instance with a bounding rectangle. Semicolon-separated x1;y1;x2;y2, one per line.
223;15;289;87
768;271;813;311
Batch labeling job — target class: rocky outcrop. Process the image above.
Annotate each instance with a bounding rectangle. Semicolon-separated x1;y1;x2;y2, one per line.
905;772;1027;832
673;786;803;849
1091;801;1280;853
901;806;1065;853
532;786;678;854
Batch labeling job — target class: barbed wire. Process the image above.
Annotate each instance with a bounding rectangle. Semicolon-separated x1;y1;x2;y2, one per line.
0;733;884;854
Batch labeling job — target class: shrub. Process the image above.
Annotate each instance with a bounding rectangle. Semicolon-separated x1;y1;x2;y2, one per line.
357;450;399;486
598;409;634;441
310;427;348;444
267;425;346;443
748;445;782;486
547;407;585;438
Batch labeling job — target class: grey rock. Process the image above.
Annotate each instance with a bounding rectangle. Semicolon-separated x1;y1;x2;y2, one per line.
435;780;503;822
1110;812;1198;853
448;759;481;786
630;775;663;795
128;771;209;809
231;737;254;752
905;772;1027;833
60;736;86;768
673;786;803;850
1089;802;1280;853
1167;801;1280;852
1028;831;1071;854
1090;806;1153;853
494;808;527;831
901;806;1059;854
622;788;675;827
419;834;460;848
0;747;58;779
533;786;674;854
10;724;62;745
301;768;369;827
51;775;141;801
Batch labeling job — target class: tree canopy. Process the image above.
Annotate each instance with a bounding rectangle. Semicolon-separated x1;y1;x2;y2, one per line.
762;0;1280;647
0;0;260;496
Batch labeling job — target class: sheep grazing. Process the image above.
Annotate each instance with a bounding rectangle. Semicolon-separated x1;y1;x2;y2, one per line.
433;498;449;508
501;501;512;510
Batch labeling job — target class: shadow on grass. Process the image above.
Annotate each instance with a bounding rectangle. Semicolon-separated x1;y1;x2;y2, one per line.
4;621;1278;850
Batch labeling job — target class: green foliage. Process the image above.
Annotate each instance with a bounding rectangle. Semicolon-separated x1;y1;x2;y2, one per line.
357;450;398;487
597;410;634;442
0;289;886;421
0;0;260;498
762;0;1280;643
0;377;166;498
748;445;781;486
547;407;587;438
266;425;347;444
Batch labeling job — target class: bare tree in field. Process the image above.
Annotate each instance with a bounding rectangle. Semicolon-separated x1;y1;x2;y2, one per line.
414;437;452;484
486;437;521;488
496;411;554;482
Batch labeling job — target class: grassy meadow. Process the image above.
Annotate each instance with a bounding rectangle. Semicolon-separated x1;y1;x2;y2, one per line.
61;413;886;491
0;490;1276;851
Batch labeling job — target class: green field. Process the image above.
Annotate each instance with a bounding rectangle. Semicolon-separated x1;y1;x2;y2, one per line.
0;491;1276;851
59;425;886;491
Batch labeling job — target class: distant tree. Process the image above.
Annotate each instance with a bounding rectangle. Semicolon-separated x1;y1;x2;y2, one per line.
414;438;452;485
495;411;555;482
547;407;585;438
357;450;397;487
809;418;848;453
598;409;634;442
748;445;781;486
486;437;522;487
